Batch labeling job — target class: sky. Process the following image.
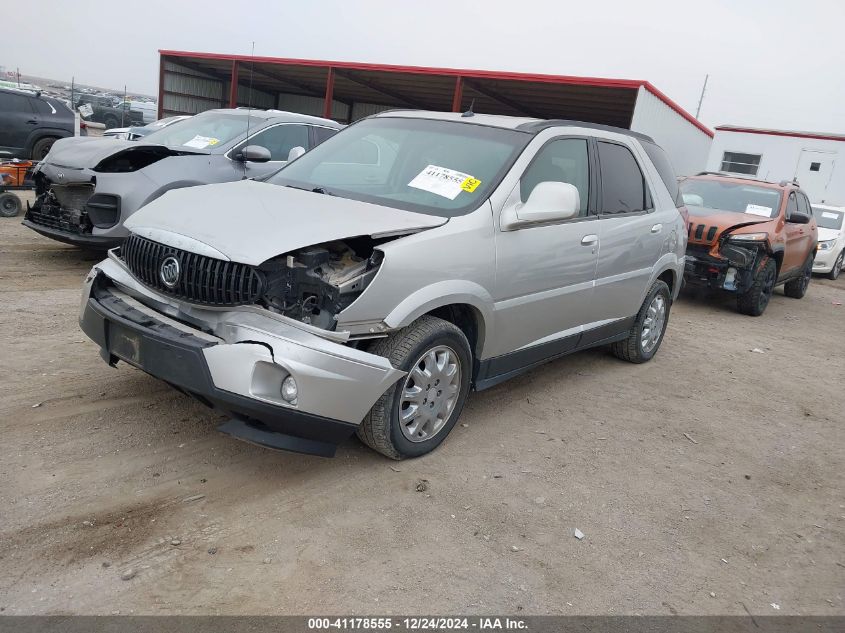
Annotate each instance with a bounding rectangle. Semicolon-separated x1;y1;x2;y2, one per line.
3;0;844;133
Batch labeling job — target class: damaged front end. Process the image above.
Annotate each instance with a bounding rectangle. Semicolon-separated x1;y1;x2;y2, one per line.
79;250;405;456
684;222;771;293
24;144;197;248
119;233;391;333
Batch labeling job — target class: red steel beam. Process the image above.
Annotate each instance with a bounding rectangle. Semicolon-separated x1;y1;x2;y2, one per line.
323;67;335;119
229;60;239;108
451;76;463;112
157;55;165;119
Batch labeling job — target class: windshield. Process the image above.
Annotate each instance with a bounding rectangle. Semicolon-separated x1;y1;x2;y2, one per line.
142;112;259;149
679;179;782;219
266;117;531;217
812;206;844;230
142;115;188;131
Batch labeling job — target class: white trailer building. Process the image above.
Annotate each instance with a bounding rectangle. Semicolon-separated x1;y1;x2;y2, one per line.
706;126;845;205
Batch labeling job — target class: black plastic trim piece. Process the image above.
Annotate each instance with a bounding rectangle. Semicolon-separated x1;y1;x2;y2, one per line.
516;119;654;143
22;219;123;249
474;316;635;391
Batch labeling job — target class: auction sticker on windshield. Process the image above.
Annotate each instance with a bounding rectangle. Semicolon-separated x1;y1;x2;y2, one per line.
183;135;221;149
745;203;772;217
409;165;481;200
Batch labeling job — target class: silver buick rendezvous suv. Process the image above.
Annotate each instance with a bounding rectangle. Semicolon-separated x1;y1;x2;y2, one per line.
79;110;686;459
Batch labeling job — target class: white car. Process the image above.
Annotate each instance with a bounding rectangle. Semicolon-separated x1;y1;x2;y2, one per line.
811;204;845;279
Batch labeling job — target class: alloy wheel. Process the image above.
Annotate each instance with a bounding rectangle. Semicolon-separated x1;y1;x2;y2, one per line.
398;345;462;442
640;293;666;354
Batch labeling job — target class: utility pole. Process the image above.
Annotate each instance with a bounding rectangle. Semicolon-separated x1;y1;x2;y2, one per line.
122;84;127;126
16;67;20;87
695;74;709;120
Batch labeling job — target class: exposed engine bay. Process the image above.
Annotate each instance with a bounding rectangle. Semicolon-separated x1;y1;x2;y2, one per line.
258;237;385;330
28;175;96;235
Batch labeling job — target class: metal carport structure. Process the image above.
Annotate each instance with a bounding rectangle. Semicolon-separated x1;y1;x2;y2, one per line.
157;50;713;175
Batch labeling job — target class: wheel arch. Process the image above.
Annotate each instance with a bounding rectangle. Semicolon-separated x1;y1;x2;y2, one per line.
382;281;493;358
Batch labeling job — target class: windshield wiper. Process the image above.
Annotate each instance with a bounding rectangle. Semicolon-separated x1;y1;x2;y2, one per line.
283;184;334;196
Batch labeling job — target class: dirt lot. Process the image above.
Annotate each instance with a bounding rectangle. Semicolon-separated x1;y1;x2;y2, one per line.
1;195;843;616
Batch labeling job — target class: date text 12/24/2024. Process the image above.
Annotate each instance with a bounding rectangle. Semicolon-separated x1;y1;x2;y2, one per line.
307;617;527;630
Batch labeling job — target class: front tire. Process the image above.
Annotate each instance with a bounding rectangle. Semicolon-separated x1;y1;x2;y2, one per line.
611;279;671;364
737;258;776;316
784;254;813;298
827;251;843;280
357;316;471;460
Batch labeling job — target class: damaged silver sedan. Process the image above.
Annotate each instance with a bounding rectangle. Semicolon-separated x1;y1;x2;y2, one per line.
79;110;686;458
24;109;341;248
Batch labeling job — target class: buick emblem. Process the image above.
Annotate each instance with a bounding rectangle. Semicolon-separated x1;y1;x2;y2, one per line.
159;256;181;288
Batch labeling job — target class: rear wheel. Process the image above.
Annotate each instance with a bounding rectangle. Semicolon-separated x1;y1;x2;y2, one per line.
31;137;56;160
828;251;843;280
0;193;22;217
357;316;471;460
611;280;671;364
103;116;119;130
737;258;776;316
784;254;813;298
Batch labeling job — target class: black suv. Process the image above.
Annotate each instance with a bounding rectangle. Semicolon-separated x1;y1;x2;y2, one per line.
0;88;79;160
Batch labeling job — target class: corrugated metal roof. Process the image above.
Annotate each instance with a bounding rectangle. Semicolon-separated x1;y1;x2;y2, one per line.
158;50;712;137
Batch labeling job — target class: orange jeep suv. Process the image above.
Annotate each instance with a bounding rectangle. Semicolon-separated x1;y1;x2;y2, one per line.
679;173;818;316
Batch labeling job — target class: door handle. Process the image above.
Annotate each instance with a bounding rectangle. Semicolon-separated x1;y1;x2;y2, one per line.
651;223;663;234
581;234;598;246
26;119;37;125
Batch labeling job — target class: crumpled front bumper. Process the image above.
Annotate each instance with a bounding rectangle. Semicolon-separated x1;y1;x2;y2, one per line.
79;257;405;456
683;243;760;293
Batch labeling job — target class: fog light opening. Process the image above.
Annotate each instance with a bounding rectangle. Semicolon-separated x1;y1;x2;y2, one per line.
281;375;298;404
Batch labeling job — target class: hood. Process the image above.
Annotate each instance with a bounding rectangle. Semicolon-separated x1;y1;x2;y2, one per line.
686;205;773;230
41;136;205;170
818;227;841;242
686;204;774;245
125;179;448;265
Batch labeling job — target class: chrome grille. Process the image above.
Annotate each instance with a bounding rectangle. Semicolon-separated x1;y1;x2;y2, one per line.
120;234;264;306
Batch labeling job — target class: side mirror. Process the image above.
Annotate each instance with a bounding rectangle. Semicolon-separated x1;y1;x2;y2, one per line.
236;145;271;163
515;181;580;224
287;146;306;162
788;211;811;224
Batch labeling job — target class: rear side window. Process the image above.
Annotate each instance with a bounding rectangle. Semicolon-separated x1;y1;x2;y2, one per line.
520;138;590;215
31;98;58;116
0;91;34;113
597;141;650;214
642;141;682;206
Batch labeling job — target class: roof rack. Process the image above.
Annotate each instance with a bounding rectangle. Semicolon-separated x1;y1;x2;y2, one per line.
517;119;654;143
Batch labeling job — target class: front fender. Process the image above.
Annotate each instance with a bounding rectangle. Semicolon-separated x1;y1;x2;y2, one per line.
383;280;494;352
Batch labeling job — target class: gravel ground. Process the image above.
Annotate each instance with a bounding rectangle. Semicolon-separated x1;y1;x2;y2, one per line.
1;194;843;615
